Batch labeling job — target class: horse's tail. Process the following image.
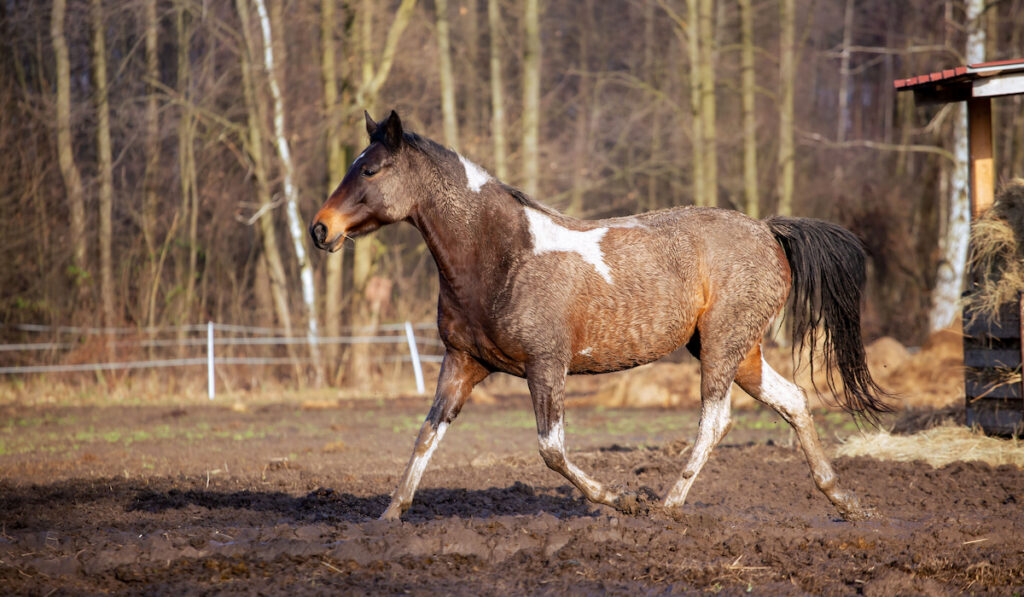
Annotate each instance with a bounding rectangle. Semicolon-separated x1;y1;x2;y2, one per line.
765;216;894;423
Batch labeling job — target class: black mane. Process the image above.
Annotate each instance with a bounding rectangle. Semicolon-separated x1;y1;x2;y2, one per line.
401;130;559;217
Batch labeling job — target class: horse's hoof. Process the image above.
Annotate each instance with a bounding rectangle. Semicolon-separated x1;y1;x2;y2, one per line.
379;505;404;521
833;491;876;522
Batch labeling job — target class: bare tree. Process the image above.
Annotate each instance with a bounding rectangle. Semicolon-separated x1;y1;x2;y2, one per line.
522;0;541;196
739;0;758;217
777;0;795;216
321;0;346;379
698;0;717;207
436;0;459;150
91;0;115;330
488;0;508;181
51;0;88;291
253;0;324;383
929;0;984;332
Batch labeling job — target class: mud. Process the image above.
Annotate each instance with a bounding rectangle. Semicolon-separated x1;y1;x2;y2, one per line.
1;398;1022;595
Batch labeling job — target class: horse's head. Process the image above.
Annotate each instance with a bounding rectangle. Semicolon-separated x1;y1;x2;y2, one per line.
310;110;415;252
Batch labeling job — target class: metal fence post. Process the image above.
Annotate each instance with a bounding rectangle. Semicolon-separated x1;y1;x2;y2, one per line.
207;321;215;400
404;321;426;394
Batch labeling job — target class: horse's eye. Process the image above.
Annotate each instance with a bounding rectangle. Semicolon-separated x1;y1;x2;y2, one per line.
362;166;378;178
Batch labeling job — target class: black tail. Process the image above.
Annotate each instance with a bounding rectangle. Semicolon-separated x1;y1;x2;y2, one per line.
766;216;894;423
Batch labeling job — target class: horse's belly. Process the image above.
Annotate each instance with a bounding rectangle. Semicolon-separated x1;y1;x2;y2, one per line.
567;288;697;374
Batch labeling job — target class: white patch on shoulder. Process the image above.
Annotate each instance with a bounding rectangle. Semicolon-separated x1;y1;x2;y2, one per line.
524;208;612;284
458;155;490;192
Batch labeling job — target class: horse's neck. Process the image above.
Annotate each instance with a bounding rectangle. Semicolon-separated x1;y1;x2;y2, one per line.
411;184;524;296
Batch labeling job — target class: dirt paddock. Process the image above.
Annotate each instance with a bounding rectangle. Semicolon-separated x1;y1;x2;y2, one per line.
1;394;1022;595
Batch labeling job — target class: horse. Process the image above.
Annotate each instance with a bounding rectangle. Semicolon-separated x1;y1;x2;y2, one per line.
310;110;893;522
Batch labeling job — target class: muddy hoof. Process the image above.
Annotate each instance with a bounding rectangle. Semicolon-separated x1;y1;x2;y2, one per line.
613;487;659;516
379;505;404;521
833;491;876;522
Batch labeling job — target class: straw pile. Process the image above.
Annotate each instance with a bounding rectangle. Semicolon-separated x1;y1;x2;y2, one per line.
963;178;1024;324
836;424;1024;468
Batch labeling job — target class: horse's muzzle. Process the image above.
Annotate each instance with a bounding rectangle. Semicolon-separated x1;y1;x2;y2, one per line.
310;221;330;251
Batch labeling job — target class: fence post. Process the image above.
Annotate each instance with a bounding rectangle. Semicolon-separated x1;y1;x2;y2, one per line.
404;321;426;394
207;321;215;400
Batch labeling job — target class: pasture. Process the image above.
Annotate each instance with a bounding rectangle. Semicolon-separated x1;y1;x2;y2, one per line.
2;388;1021;595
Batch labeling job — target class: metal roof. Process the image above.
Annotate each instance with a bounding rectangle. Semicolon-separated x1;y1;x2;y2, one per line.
894;59;1024;103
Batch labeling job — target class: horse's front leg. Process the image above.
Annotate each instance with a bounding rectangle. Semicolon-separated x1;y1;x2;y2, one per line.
527;361;629;511
380;350;489;521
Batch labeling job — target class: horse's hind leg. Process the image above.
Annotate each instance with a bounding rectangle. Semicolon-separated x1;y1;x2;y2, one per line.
733;344;871;521
527;361;628;511
662;336;736;510
380;350;489;520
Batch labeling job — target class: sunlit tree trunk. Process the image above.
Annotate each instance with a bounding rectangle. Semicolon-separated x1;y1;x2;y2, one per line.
142;0;163;332
436;0;459;150
253;0;324;384
488;0;508;181
567;0;593;216
348;0;417;381
321;0;347;381
686;0;705;206
698;0;716;207
91;0;115;331
176;4;199;326
776;0;794;216
929;0;984;332
236;0;294;345
738;0;758;218
521;0;541;197
51;0;88;292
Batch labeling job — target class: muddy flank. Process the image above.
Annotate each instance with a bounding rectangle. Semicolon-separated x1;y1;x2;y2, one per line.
1;397;1022;595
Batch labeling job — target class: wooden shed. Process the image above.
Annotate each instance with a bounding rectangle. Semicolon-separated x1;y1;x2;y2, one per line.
894;59;1024;436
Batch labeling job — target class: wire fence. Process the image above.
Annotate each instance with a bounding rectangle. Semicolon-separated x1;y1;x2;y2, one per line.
0;321;444;399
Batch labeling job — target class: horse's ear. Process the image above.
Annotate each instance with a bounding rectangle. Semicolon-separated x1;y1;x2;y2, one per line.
364;111;378;137
381;110;404;150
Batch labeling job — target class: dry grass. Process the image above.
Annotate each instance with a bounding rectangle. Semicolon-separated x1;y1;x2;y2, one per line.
963;179;1024;325
836;424;1024;468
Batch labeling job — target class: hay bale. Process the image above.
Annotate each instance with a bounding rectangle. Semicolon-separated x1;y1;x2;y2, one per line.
836;424;1024;468
964;178;1024;324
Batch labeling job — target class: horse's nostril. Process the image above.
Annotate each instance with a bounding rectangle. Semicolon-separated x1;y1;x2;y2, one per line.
311;222;327;246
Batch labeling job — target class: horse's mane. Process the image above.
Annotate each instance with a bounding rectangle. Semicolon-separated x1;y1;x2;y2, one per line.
402;131;560;217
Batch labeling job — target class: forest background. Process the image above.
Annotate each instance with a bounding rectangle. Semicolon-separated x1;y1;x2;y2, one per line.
2;0;1023;387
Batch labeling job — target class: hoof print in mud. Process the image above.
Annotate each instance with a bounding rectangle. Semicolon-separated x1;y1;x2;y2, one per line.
613;487;659;516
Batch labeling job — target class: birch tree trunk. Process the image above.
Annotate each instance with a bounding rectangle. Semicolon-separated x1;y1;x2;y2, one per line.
51;0;88;290
236;0;295;348
488;0;508;180
739;0;758;218
929;0;984;332
686;0;705;206
521;0;541;197
253;0;324;384
776;0;795;216
91;0;115;330
436;0;459;150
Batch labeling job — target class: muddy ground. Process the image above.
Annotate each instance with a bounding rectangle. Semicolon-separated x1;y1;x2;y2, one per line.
1;394;1022;596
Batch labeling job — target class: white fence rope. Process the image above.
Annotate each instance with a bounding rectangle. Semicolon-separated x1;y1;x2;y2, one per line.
0;321;441;399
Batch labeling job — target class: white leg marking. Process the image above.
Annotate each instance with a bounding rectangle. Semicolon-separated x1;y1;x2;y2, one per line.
760;355;808;413
405;421;448;491
524;208;612;284
458;155;491;192
538;419;604;497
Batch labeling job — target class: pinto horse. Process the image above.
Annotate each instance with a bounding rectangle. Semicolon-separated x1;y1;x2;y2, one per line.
310;111;892;522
